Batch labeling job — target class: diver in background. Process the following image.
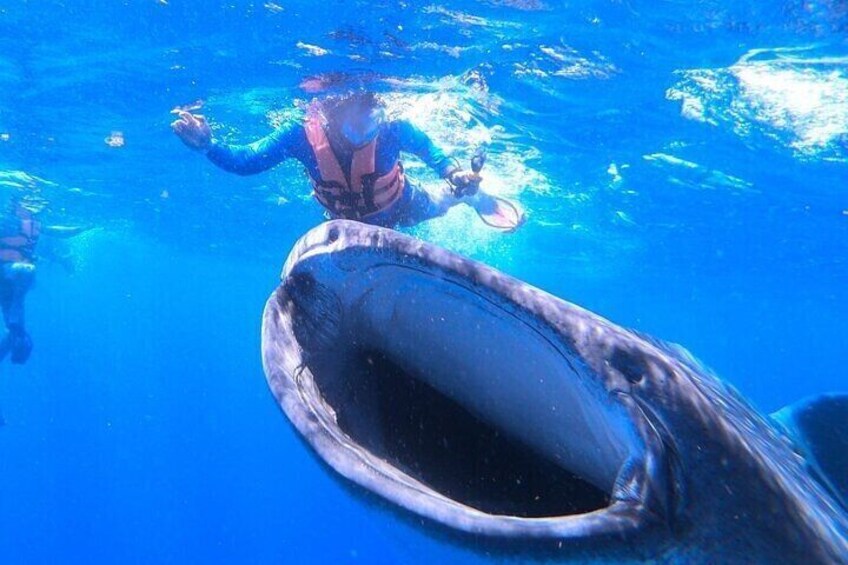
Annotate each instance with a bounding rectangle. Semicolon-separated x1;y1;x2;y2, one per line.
171;91;522;230
0;193;88;364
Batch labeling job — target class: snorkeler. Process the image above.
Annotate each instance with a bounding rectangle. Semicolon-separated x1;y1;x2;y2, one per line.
171;91;522;230
0;193;88;364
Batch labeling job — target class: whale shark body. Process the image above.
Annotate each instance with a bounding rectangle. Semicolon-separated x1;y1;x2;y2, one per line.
261;220;848;563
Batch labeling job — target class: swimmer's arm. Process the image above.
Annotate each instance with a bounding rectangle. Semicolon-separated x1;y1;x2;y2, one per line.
395;120;460;178
41;225;91;238
206;125;296;175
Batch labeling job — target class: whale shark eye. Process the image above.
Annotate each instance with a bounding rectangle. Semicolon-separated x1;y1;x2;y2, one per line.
610;347;648;384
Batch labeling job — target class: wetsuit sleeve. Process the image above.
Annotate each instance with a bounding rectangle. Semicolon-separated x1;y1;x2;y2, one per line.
206;125;296;175
41;225;88;238
396;120;459;178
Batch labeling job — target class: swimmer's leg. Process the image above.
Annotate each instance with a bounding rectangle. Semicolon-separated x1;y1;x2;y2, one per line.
393;182;458;228
0;332;11;363
0;263;35;365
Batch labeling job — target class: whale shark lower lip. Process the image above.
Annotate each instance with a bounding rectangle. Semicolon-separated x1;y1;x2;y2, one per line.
262;220;848;562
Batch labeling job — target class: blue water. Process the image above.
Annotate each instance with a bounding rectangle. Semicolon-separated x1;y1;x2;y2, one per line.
1;1;846;562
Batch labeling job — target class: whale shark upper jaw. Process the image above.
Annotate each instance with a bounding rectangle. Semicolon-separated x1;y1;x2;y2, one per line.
262;220;674;543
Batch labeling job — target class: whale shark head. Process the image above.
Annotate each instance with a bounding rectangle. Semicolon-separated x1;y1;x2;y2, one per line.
262;220;848;562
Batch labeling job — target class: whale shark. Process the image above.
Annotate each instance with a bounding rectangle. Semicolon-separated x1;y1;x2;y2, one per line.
261;220;848;563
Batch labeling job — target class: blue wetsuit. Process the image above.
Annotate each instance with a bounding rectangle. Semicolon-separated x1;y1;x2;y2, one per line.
0;213;36;364
207;120;459;227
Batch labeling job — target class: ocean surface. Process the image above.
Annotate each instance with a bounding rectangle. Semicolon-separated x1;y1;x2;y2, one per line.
0;0;846;562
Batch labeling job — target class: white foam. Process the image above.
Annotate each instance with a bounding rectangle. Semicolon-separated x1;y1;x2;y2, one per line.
667;47;848;161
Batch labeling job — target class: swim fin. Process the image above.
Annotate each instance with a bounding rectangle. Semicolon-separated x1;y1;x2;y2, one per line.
465;147;525;232
468;191;526;232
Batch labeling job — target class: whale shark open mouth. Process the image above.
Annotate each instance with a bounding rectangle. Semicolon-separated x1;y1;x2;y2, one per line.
310;343;611;518
262;221;664;541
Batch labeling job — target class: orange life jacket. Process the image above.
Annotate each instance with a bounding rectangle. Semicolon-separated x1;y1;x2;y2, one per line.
0;216;40;264
304;114;405;219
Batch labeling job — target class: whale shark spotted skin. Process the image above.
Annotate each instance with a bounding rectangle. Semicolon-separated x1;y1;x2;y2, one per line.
261;220;848;563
